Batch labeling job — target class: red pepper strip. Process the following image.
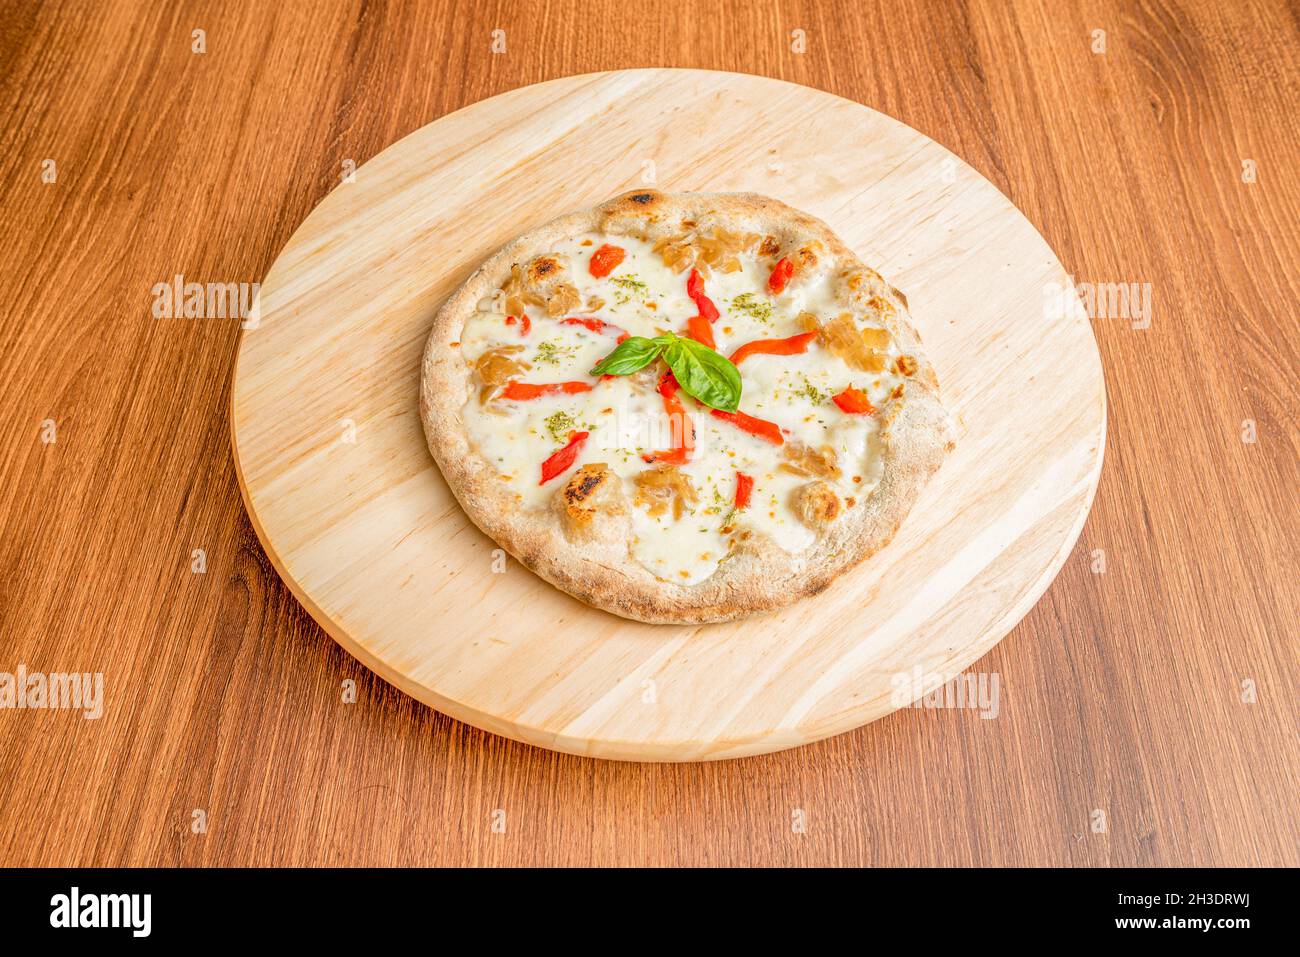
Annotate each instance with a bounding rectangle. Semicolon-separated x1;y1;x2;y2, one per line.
588;243;625;278
729;331;817;365
684;313;716;349
642;374;695;465
560;316;630;343
501;380;594;401
686;268;720;323
711;409;785;445
539;430;589;484
831;386;876;415
504;314;532;336
734;472;754;509
768;257;794;295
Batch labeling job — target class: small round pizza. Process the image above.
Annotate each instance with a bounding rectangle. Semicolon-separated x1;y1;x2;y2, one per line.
420;190;954;623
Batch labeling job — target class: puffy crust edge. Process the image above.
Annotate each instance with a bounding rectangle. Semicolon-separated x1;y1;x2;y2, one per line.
419;190;955;623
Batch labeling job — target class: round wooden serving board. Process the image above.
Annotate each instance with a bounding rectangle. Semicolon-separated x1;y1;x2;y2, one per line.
231;69;1105;761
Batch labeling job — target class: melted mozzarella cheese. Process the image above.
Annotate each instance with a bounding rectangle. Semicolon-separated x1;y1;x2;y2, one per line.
457;231;906;584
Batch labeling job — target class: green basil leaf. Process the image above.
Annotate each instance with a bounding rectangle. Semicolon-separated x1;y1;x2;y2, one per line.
588;336;665;377
664;337;742;413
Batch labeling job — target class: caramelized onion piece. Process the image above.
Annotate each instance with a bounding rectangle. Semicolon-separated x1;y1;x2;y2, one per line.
792;240;825;274
546;282;582;317
805;312;889;373
697;227;759;269
634;466;699;520
474;345;529;403
501;264;548;316
652;234;697;274
628;365;662;391
652;227;760;275
779;441;842;480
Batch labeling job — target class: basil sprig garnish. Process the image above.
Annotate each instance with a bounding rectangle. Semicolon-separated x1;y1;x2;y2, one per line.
662;337;741;413
588;335;667;376
589;333;741;413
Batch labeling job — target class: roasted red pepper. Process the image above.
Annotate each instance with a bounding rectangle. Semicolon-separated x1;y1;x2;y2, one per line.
539;430;589;484
734;472;754;509
729;331;817;365
501;380;594;401
768;257;794;295
831;386;876;414
684;313;716;349
560;316;630;343
642;374;695;465
504;314;532;336
588;243;625;278
686;268;720;323
711;409;785;445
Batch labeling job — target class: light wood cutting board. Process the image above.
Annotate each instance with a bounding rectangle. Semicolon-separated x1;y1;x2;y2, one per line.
230;69;1105;761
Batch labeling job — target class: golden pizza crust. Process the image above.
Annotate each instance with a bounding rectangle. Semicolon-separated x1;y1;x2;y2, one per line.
420;190;955;623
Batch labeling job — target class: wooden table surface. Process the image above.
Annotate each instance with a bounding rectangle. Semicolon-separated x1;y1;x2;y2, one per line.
1;0;1296;867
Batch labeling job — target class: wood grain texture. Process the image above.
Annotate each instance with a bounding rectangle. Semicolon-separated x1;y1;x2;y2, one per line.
0;0;1296;864
231;69;1105;761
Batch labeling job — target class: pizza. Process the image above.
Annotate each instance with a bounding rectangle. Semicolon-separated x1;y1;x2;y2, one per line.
419;190;954;623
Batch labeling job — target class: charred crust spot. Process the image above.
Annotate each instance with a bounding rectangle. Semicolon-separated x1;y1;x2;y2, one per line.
866;293;896;317
564;469;604;505
558;465;623;539
610;189;663;213
528;256;560;280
